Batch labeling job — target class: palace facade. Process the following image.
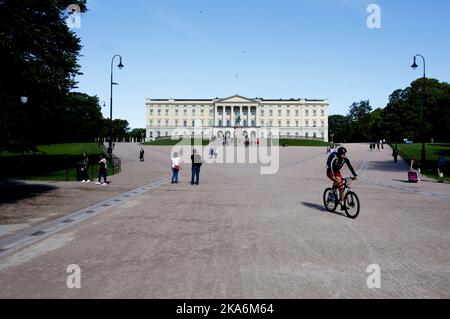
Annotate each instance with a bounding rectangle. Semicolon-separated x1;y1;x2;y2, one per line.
145;95;329;141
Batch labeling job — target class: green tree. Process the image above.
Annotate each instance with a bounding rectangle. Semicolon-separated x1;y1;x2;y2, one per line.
348;100;373;142
54;93;104;143
129;128;146;142
328;115;352;143
0;0;87;152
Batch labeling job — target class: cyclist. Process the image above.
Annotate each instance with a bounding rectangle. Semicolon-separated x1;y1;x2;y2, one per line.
326;146;358;210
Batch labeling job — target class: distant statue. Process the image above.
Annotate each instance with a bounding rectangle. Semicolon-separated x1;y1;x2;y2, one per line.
235;114;241;126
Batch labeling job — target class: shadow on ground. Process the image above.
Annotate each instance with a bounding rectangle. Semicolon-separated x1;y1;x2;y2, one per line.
0;180;57;204
301;202;349;219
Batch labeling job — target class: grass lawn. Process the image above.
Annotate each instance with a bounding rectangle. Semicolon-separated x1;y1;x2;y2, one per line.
276;139;331;147
142;138;210;146
0;143;118;181
395;143;450;181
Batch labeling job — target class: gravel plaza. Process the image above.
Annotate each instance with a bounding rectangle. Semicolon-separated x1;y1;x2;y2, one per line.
0;142;449;298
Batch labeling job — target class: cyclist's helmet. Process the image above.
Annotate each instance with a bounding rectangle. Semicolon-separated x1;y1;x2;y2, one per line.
337;147;347;155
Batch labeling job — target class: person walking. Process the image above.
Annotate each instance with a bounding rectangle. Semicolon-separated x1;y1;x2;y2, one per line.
438;155;446;182
410;155;421;182
139;148;145;162
190;149;202;185
171;152;180;184
96;155;108;185
392;148;399;163
213;147;218;159
80;152;91;183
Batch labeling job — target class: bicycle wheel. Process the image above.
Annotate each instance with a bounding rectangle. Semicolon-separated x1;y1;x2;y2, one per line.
344;191;360;219
323;188;338;212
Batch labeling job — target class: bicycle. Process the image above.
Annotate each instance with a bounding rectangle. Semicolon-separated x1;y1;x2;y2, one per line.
323;177;360;219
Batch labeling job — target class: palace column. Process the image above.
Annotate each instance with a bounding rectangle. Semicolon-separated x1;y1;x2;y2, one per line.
239;106;242;126
222;106;225;126
231;106;235;127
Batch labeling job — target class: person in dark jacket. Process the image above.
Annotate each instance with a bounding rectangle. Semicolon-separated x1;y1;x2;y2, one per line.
326;147;358;210
190;149;202;185
81;152;91;183
96;156;108;185
392;148;399;163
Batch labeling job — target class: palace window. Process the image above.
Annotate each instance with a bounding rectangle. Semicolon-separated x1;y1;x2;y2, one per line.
295;110;299;116
278;120;282;127
269;110;273;116
305;110;309;116
296;120;299;127
157;120;161;127
321;110;325;116
278;110;282;116
287;120;290;127
165;120;169;126
158;109;161;115
175;120;179;127
313;120;317;127
321;120;325;127
305;120;309;127
165;109;169;115
313;110;317;117
183;120;187;127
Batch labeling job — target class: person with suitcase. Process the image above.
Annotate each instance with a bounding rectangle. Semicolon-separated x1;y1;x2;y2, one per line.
409;155;421;182
437;155;446;183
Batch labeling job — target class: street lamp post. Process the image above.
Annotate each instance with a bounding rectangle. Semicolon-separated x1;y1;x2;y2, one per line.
109;55;124;167
411;54;426;168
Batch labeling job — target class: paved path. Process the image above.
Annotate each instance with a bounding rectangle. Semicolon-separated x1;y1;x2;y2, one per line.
0;143;449;298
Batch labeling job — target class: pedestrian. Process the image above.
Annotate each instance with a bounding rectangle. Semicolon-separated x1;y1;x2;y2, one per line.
438;155;446;182
369;144;373;151
392;148;399;163
171;152;180;184
96;155;108;185
377;143;380;151
410;155;421;182
139;148;145;162
190;149;202;185
213;147;218;159
209;147;214;159
80;152;91;183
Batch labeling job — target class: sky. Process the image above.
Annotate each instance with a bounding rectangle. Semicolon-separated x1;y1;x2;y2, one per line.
74;0;450;129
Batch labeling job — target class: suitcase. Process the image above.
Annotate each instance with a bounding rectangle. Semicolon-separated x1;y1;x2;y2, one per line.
408;171;418;183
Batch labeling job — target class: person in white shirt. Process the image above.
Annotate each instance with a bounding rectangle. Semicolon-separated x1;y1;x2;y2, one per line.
171;152;181;184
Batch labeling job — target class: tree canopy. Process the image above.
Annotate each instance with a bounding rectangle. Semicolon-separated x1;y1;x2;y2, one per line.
329;78;450;144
